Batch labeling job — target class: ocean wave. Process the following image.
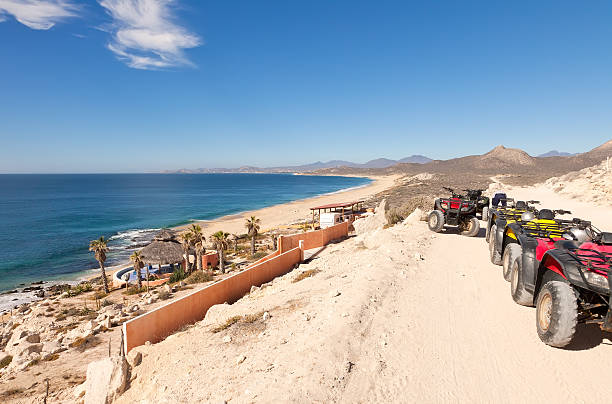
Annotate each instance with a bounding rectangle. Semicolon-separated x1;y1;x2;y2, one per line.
109;228;159;241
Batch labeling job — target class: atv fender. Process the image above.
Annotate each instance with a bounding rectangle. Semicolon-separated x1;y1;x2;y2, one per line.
517;237;539;295
534;251;570;304
493;218;507;255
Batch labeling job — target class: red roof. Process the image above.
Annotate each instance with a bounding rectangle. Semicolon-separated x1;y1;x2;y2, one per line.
310;201;364;210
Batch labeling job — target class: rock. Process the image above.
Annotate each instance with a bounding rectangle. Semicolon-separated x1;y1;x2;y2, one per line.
127;350;142;367
42;341;62;355
236;355;246;365
250;285;259;294
222;336;232;343
145;341;151;346
262;312;270;321
178;281;186;287
130;305;139;313
12;342;43;358
353;200;387;235
83;356;129;404
84;320;96;332
163;284;172;294
95;313;107;322
414;253;425;261
73;382;87;399
403;208;425;225
146;297;157;305
330;290;341;298
304;314;311;321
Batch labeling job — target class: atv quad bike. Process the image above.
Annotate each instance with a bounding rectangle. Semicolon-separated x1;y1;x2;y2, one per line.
533;230;612;347
463;189;490;220
488;208;571;267
485;199;540;244
428;187;480;237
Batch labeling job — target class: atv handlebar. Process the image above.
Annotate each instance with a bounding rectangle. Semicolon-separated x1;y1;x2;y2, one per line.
554;209;572;215
527;200;540;205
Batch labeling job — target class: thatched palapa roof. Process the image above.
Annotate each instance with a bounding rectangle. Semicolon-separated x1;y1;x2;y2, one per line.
154;229;176;242
140;239;184;265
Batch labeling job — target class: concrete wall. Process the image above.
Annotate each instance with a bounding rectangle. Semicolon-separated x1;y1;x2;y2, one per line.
122;222;349;353
278;221;349;253
123;246;302;353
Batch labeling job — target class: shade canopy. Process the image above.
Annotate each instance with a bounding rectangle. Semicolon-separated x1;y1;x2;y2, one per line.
139;240;184;265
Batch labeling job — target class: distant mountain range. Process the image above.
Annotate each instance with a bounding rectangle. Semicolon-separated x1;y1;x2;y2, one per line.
537;150;576;157
163;155;433;174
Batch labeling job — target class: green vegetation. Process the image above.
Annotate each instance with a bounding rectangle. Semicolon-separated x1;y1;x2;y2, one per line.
245;216;261;255
130;250;145;289
169;266;186;283
63;283;93;298
89;236;110;293
123;286;147;296
185;270;213;284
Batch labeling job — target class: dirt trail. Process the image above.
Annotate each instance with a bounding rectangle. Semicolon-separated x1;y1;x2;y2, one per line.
113;183;612;403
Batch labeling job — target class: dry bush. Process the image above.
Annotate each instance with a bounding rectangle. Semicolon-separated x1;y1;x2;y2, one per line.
158;290;171;300
185;271;213;285
212;316;241;333
293;269;321;283
0;355;12;369
386;195;432;225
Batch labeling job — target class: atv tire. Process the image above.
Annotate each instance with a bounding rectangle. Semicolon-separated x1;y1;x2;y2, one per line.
535;281;578;348
428;210;445;233
461;217;480;237
502;243;521;282
489;225;502;265
510;256;533;306
482;206;489;222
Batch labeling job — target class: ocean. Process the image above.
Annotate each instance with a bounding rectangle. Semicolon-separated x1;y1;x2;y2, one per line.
0;174;370;295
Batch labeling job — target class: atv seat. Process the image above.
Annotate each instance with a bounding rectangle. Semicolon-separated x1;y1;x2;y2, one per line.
492;193;507;207
601;232;612;245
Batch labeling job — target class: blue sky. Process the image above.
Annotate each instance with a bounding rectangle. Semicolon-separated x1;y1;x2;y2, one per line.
1;0;611;173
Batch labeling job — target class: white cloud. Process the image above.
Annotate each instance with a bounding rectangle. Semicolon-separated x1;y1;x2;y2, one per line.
0;0;78;30
98;0;201;70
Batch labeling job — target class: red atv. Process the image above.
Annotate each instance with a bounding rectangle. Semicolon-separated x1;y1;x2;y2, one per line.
532;230;612;347
428;187;480;237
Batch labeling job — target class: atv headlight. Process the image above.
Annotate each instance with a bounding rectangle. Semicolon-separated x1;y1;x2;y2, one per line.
584;271;610;292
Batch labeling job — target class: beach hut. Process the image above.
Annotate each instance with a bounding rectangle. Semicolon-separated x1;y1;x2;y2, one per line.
139;229;184;287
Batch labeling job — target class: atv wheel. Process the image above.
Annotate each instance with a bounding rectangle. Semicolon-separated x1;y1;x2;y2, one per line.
510;257;533;306
461;217;480;237
428;210;445;233
502;243;521;282
489;225;502;265
482;206;489;222
536;281;578;348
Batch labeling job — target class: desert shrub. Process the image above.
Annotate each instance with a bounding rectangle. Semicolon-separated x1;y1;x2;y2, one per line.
252;251;267;260
158;290;171;300
64;283;93;298
385;207;404;226
399;195;432;217
169;267;186;283
212;316;241;333
26;358;40;368
93;291;108;300
101;299;114;307
44;353;60;362
123;286;147;296
185;271;213;285
243;311;264;323
293;269;321;283
0;355;12;369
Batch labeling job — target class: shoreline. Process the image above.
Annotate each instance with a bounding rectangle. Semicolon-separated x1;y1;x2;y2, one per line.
172;175;399;236
0;175;399;312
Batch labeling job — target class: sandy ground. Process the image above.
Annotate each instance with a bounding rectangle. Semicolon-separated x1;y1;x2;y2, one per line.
114;175;612;404
174;175;400;236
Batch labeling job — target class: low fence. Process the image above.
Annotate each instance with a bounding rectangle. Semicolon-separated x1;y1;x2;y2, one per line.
278;221;349;252
122;221;349;353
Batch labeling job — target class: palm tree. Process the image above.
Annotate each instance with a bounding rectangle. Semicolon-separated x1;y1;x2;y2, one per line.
189;224;206;272
245;216;261;256
130;250;144;290
210;231;230;273
179;231;194;273
89;236;110;294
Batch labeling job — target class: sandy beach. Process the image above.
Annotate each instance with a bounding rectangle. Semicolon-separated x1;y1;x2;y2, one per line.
174;175;400;236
